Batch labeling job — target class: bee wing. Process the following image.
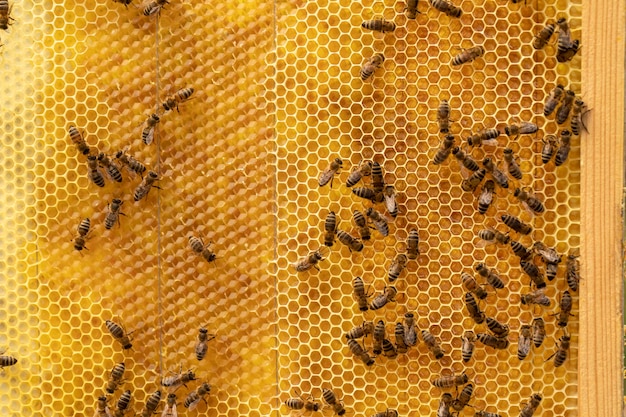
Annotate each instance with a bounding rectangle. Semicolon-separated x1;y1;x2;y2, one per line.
162;404;178;417
187;398;201;412
481;138;499;147
384;194;398;216
318;169;333;187
142;125;155;145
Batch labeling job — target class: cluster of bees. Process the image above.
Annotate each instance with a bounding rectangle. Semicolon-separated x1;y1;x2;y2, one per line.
286;388;399;417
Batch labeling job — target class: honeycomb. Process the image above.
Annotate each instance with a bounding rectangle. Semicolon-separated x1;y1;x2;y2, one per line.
0;0;581;416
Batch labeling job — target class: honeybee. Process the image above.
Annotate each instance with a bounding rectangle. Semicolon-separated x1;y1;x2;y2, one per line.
372;320;385;355
161;369;196;392
195;327;216;361
556;89;576;124
503;148;523;180
370;286;397;310
452;383;474;411
382;338;398;358
361;19;396;32
433;134;455;165
353;276;371;311
388;254;407;283
371;161;385;194
554;129;572;166
452;46;484;66
475;263;505;289
465;292;485;324
141;113;160;144
547;333;570;367
352;187;379;203
437;393;454;417
405;0;419;18
0;349;17;369
544;84;565;117
322;388;346;416
285;392;322;412
570;98;588;135
365;207;389;237
476;333;509;349
105;362;126;394
462;273;487;300
482;158;508;189
475;411;502;417
461;331;476;363
67;125;91;155
478;229;510;245
461;168;486;192
346;161;373;187
486;317;509;338
352;210;371;241
452;147;480;172
517;325;532;361
73;217;92;252
519;393;542;417
113;390;132;417
187;235;217;263
394;322;408;354
520;289;550;307
360;53;385;81
520;261;547;289
513;188;545;214
95;396;113;417
87;155;106;187
566;253;580;291
140;391;162;417
437;100;451;134
432;372;469;389
383;185;398;218
467;128;499;147
324;211;338;247
98;153;123;183
143;0;169;16
337;230;364;252
183;382;211;411
161;393;178;417
532;317;546;348
345;321;375;340
477;179;495;215
0;1;13;31
319;157;343;187
501;214;532;235
403;312;418;346
162;87;195;112
406;228;420;259
557;39;580;63
546;261;558;282
555;290;573;327
532;242;561;264
421;329;444;359
115;147;147;177
556;18;579;62
430;0;462;18
105;319;133;350
133;170;160;201
104;198;125;230
504;121;538;139
371;409;398;417
540;135;557;164
532;22;556;50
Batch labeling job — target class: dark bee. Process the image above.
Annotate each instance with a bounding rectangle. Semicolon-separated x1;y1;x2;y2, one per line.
371;161;385;194
544;84;565;117
188;235;217;263
382;338;398;358
433;135;455;165
113;390;132;417
105;319;133;350
0;350;17;370
0;0;14;31
513;188;545;214
319;157;343;187
566;253;580;291
430;0;462;19
141;113;160;145
467;128;499;147
521;289;550;307
134;170;160;201
517;325;532;361
504;121;538;139
432;372;469;389
162;369;196;392
556;18;579;62
337;230;364;252
546;261;559;282
388;254;407;283
183;383;211;411
372;320;385;355
451;383;474;411
452;147;480;172
360;53;385;81
143;0;169;16
371;409;398;417
383;185;398;218
461;168;486;192
394;322;409;354
403;313;418;346
485;317;509;338
476;333;509;350
557;39;580;63
532;317;546;348
483;158;508;189
532;242;561;264
555;129;572;166
501;214;532;235
73;217;92;252
104;198;125;230
437;393;453;417
353;210;371;241
520;261;547;289
361;19;396;32
346;161;373;187
503;148;523;180
475;411;502;417
556;89;576;124
461;331;476;363
533;22;556;50
570;98;588;135
437;100;451;134
510;240;532;260
519;393;542;417
285;393;321;412
324;211;338;247
347;339;376;366
352;187;379;203
67;125;91;155
87;155;106;187
477;179;495;215
406;0;419;18
98;152;123;183
465;292;485;324
345;321;375;340
421;329;444;359
353;276;370;311
195;327;216;361
95;396;112;417
452;46;484;66
477;229;510;245
115;147;147;177
541;135;558;164
139;391;161;417
365;207;389;237
162;87;195;112
370;286;397;310
555;290;573;327
322;389;346;416
547;334;570;367
294;248;327;272
406;228;420;259
105;362;125;394
475;263;505;289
